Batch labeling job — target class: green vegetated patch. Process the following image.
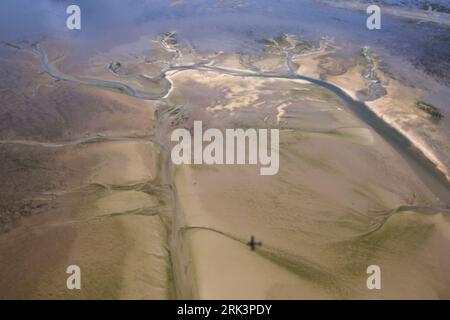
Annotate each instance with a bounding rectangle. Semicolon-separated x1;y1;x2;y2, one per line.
416;100;443;121
163;31;178;46
262;43;282;54
331;211;435;278
139;77;170;95
291;42;313;54
259;34;312;54
358;47;366;58
334;210;376;234
288;88;310;99
98;83;129;95
309;85;341;102
256;247;349;297
165;88;186;108
272;35;291;48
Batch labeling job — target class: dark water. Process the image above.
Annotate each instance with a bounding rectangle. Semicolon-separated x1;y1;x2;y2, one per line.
1;0;449;75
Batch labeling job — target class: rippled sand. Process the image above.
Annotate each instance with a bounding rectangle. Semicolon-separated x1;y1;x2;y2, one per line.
171;67;450;299
1;29;449;300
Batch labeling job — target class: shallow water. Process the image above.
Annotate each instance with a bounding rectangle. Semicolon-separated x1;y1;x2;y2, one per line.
1;0;449;77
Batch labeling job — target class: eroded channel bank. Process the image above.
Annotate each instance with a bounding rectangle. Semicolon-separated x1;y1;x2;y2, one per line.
23;42;450;298
35;42;450;203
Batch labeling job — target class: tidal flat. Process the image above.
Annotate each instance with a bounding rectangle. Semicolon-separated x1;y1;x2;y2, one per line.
0;0;450;299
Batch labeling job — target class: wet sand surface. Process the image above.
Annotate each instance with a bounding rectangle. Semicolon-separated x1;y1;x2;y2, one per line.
0;1;450;300
170;65;450;298
0;49;173;298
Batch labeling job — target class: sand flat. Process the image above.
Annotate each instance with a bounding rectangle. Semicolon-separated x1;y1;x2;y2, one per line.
171;67;449;299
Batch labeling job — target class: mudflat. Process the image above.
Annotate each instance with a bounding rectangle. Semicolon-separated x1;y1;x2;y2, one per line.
1;1;450;300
